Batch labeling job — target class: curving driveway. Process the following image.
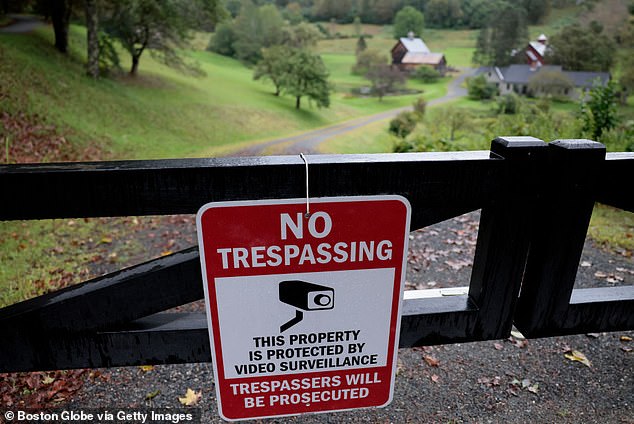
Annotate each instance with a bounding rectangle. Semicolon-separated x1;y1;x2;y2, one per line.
234;67;477;156
0;14;43;33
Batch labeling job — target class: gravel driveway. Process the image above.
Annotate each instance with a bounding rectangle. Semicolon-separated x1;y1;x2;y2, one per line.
68;211;633;423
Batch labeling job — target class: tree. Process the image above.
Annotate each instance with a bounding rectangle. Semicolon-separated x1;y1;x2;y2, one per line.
104;0;198;75
445;108;471;140
366;64;405;101
51;0;72;53
232;2;285;63
353;15;362;36
547;24;616;71
461;0;504;28
352;49;387;76
283;49;331;109
209;21;238;56
356;35;367;55
281;22;322;49
425;0;464;29
521;0;551;24
254;46;292;96
581;80;619;140
472;3;528;66
85;0;99;78
393;6;425;39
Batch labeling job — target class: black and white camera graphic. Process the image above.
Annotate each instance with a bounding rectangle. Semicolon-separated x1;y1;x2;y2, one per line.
279;280;334;332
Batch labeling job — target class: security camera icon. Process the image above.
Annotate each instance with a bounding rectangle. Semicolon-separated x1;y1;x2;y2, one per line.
279;280;334;332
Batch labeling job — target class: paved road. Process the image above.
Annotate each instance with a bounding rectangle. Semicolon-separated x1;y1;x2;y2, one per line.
235;67;477;156
0;14;43;33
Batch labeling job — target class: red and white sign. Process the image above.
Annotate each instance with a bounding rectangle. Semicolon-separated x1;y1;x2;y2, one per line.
196;196;411;421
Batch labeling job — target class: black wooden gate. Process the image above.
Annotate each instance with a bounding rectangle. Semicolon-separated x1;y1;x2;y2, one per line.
0;137;632;372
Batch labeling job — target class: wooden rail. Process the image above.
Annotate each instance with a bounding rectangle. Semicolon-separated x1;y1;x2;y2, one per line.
0;137;632;372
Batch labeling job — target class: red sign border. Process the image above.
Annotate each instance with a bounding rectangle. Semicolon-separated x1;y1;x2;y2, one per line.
196;196;411;421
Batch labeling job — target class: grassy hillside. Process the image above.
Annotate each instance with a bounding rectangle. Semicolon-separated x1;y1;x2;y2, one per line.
0;24;444;161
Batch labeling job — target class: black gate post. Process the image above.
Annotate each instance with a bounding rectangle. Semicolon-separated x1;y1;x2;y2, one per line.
467;136;548;339
512;139;631;337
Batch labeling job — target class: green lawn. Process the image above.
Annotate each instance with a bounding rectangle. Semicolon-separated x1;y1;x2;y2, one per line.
2;25;447;160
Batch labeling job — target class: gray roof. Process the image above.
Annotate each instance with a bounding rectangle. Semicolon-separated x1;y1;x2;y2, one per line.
487;65;610;88
399;37;430;54
565;71;611;88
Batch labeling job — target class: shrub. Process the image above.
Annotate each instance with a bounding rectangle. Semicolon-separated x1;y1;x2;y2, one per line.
414;66;441;83
467;74;497;100
389;111;419;139
412;97;427;118
496;93;521;114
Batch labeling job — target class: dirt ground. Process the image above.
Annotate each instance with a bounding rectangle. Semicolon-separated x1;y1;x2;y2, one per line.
61;212;634;423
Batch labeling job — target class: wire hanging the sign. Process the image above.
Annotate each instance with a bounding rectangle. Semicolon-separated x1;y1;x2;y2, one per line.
300;153;310;217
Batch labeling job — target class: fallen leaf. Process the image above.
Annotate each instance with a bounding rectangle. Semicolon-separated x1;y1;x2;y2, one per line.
146;390;160;400
564;350;592;367
430;374;440;383
424;355;440;367
179;388;202;406
493;343;504;351
139;365;154;372
528;384;539;394
580;261;592;267
620;336;632;342
510;329;525;339
622;347;632;353
160;250;173;257
100;236;112;244
586;333;601;338
521;378;531;389
594;271;608;278
42;376;55;385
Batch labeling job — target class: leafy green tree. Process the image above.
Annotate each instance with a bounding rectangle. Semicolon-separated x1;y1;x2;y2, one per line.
581;80;619;140
445;108;471;141
104;0;221;75
352;49;387;76
547;24;616;71
233;2;285;64
425;0;463;28
472;3;528;66
254;46;292;96
209;21;238;56
283;49;331;109
283;2;304;24
393;6;425;39
365;64;406;101
281;22;322;48
461;0;504;28
521;0;551;24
